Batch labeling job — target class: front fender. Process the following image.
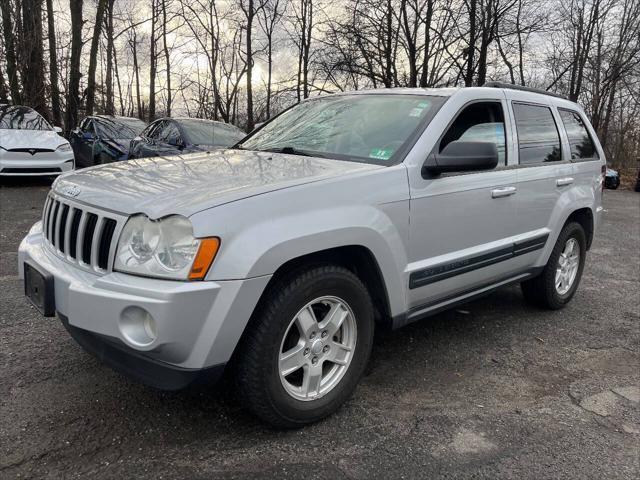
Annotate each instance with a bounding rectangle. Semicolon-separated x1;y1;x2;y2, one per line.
189;166;410;317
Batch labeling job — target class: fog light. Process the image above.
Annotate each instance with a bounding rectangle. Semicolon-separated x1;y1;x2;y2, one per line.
119;306;157;347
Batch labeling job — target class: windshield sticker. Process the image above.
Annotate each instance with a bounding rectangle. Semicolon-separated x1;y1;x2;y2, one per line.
409;107;424;117
417;101;430;108
369;148;394;160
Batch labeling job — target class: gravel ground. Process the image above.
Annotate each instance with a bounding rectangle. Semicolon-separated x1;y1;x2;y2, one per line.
1;178;638;479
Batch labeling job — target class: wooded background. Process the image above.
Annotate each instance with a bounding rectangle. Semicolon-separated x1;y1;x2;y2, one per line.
0;0;638;168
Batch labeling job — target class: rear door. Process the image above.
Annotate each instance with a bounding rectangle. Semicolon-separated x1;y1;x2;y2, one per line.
556;108;604;206
507;93;574;253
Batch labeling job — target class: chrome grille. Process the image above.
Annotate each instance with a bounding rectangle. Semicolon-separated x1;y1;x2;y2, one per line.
42;194;123;273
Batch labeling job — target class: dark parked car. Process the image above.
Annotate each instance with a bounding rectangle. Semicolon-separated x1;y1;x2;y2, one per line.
129;118;245;159
604;167;620;189
70;115;147;168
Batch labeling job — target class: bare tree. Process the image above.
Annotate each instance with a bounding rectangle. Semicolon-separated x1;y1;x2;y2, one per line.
161;0;171;116
128;25;144;118
0;0;21;103
86;0;108;116
258;0;283;119
149;0;159;120
20;0;49;119
65;0;83;132
45;0;62;124
104;0;115;115
239;0;265;130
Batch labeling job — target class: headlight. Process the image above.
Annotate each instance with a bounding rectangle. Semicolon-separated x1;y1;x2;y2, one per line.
56;143;72;152
114;214;220;280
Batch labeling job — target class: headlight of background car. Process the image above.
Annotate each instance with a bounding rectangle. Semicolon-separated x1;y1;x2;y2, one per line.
114;214;220;280
56;143;73;152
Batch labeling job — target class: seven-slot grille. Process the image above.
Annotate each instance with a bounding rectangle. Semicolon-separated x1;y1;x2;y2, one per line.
42;194;120;272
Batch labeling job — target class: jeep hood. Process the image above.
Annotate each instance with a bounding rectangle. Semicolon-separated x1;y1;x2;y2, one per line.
53;149;381;217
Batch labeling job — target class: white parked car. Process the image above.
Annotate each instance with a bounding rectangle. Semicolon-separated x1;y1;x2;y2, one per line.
0;105;74;176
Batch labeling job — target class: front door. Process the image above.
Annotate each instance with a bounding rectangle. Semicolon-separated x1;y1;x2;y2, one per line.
407;93;523;314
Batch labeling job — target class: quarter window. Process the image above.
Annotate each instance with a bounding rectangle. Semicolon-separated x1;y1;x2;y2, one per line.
558;109;599;160
440;102;506;166
513;103;562;164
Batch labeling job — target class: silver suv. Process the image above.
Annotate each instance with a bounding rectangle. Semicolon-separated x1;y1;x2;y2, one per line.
19;85;605;427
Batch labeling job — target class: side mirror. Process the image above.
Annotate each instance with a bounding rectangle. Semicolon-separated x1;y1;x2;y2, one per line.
82;132;94;141
423;141;498;176
53;126;63;135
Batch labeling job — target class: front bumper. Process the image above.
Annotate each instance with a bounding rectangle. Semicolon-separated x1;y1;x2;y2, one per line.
0;151;74;175
19;222;271;387
59;313;225;389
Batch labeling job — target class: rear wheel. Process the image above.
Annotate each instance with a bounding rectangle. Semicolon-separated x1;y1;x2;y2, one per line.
235;265;374;428
521;222;586;309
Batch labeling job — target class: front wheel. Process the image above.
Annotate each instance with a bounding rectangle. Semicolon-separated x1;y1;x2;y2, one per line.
521;222;586;309
235;265;374;428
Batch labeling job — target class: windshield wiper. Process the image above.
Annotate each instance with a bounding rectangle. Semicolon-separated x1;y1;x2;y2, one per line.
261;146;325;158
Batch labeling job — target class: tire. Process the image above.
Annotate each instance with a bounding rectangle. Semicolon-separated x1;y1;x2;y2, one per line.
235;265;374;428
521;222;586;310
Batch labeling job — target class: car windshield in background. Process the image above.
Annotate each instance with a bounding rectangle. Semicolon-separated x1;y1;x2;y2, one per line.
95;120;138;139
116;117;147;135
180;119;245;147
0;106;51;130
239;94;446;164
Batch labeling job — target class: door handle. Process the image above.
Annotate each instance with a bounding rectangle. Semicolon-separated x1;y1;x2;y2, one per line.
491;186;517;198
556;177;574;186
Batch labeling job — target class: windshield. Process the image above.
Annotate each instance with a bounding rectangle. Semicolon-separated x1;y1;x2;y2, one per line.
0;106;52;130
116;117;147;135
95;119;138;139
239;94;446;164
180;119;245;147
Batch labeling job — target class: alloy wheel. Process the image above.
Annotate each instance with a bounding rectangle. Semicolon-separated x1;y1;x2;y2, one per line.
278;296;357;401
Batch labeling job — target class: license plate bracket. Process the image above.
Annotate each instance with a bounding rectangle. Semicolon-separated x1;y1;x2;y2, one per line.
24;262;55;317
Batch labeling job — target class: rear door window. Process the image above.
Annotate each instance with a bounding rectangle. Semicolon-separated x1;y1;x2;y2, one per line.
513;103;562;164
558;109;599;160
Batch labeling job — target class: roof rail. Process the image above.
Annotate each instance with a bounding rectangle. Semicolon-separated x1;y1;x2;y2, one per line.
483;81;569;100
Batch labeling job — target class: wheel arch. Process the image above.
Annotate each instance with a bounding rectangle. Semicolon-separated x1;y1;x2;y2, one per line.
253;245;393;327
565;207;594;250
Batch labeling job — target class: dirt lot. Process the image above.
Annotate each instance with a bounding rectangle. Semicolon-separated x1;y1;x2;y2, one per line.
1;178;638;479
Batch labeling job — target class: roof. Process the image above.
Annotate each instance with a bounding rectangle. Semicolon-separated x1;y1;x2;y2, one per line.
483;81;568;100
335;87;459;97
91;115;146;123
